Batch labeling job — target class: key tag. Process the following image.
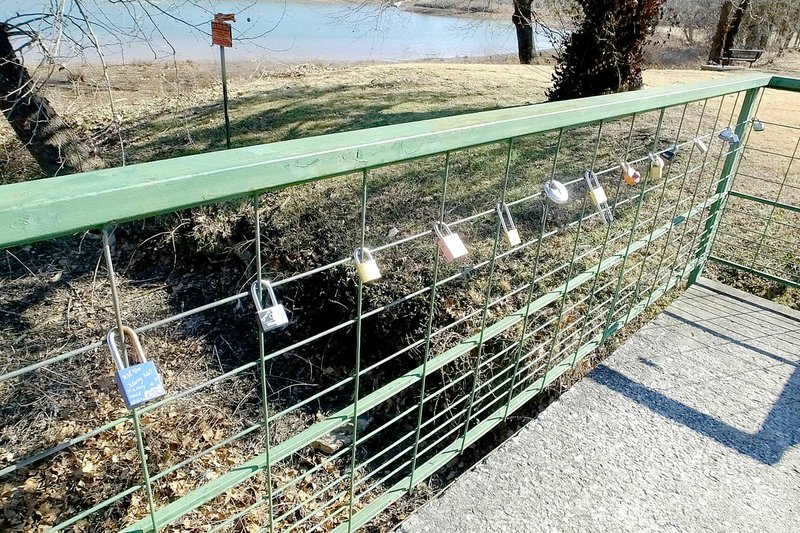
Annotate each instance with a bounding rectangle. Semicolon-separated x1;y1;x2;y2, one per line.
584;170;613;225
621;161;640;186
693;138;708;153
752;118;765;132
496;202;521;247
433;221;468;262
353;247;381;283
251;280;289;332
648;153;664;179
107;326;166;409
718;127;740;145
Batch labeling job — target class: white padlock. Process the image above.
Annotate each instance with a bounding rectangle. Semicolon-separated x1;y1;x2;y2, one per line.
251;280;289;332
354;247;382;283
496;202;521;247
693;138;708;153
433;222;468;262
648;153;664;179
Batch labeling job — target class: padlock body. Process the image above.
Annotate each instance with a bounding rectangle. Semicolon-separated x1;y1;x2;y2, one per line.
258;304;289;332
356;258;382;283
649;159;664;179
438;232;468;262
589;187;607;207
623;168;640;186
115;361;166;409
694;139;708;153
505;228;521;247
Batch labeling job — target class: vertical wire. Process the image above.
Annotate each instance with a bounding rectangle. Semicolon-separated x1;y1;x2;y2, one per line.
459;138;514;454
537;123;602;391
569;119;629;367
102;229;159;533
647;100;709;300
627;103;688;315
253;195;275;532
346;170;368;533
602;109;663;338
669;95;727;280
750;135;800;268
408;151;451;489
685;91;742;277
502;128;564;421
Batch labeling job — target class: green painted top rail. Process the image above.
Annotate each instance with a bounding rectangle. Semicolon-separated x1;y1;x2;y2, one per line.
0;72;793;250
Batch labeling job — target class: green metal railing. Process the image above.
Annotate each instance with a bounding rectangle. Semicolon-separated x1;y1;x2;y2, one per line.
0;73;797;533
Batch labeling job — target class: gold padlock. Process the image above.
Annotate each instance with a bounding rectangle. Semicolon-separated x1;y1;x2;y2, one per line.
648;153;664;179
354;247;381;283
496;202;521;247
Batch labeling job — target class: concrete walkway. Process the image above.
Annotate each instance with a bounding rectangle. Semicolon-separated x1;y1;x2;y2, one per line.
400;279;800;533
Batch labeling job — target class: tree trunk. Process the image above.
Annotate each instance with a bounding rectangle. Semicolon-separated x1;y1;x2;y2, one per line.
512;0;534;64
722;0;750;53
0;24;105;177
708;0;733;63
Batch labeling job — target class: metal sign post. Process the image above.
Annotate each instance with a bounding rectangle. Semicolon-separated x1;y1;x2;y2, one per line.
212;13;236;149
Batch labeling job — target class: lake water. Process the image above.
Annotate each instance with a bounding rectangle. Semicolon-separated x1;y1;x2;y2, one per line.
1;0;551;63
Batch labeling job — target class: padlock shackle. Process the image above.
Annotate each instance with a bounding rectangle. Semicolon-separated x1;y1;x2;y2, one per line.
107;326;147;371
432;221;454;239
353;246;374;264
583;170;600;189
251;279;279;313
495;202;516;233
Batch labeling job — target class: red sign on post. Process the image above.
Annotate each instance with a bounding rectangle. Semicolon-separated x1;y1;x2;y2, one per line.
211;13;236;47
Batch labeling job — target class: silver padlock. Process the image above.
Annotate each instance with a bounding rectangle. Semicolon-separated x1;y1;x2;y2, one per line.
251;280;289;332
354;247;382;283
693;138;708;153
648;153;664;179
496;202;521;247
107;326;166;409
433;221;468;262
544;180;569;204
752;118;765;132
584;170;613;225
718;126;740;145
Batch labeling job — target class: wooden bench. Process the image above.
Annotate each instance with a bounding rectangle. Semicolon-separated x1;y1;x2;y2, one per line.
720;49;763;68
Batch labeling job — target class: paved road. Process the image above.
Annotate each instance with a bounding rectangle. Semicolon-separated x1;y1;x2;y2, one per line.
400;279;800;533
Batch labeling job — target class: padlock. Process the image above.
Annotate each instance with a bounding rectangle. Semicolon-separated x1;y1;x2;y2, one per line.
353;247;382;283
752;118;765;132
433;222;468;262
621;161;640;186
496;202;521;247
584;170;613;225
718;127;740;145
251;280;289;332
693;138;708;153
661;144;679;162
107;326;166;410
648;153;664;179
543;179;569;204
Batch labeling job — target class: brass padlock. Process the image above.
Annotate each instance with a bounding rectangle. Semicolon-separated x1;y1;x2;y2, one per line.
621;161;640;186
353;247;382;283
693;138;708;153
433;222;468;262
496;202;521;247
648;153;664;179
251;280;289;332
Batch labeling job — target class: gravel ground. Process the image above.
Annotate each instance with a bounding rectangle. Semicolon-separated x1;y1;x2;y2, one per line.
399;278;800;533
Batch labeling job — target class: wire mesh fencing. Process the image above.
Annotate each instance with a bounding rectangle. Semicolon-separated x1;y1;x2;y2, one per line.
1;74;797;532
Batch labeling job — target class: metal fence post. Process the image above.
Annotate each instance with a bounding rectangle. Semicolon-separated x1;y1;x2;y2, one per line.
688;87;761;284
